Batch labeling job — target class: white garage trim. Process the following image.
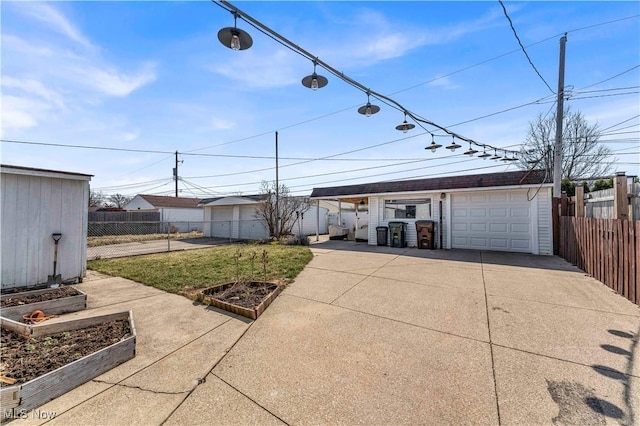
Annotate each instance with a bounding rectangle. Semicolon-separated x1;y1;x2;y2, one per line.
449;190;537;254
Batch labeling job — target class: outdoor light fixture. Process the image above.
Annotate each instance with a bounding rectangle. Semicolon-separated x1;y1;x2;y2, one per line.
301;61;328;90
425;135;442;153
503;152;518;162
357;93;380;117
478;147;491;160
446;136;462;152
217;12;253;51
395;114;415;133
490;149;502;161
463;142;478;156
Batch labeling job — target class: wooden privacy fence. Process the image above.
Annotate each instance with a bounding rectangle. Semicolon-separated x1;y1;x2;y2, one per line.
559;217;639;305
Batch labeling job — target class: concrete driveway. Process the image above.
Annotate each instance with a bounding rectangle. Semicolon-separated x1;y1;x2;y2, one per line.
13;241;640;425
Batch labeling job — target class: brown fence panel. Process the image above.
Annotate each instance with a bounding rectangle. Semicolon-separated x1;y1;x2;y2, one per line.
558;217;639;305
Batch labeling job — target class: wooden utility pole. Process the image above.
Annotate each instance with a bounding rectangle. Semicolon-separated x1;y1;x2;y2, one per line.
553;34;567;196
174;151;179;197
275;132;279;238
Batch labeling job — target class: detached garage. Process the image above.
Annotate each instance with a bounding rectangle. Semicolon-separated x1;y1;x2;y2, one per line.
1;165;92;289
310;170;553;255
200;195;328;240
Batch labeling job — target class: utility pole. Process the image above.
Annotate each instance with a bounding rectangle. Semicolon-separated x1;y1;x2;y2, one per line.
553;34;567;196
275;131;279;238
174;151;179;197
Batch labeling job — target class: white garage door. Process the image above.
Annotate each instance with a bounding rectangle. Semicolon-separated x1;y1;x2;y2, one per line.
451;190;532;253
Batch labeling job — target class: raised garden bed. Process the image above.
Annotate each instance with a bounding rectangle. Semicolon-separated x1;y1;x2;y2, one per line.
1;311;136;420
201;281;283;320
0;286;87;322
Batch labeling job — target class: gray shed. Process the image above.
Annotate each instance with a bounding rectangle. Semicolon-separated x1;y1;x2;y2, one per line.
1;165;92;290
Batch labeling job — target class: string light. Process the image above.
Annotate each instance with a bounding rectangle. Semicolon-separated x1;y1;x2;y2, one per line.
425;134;442;153
213;1;521;160
446;136;462;152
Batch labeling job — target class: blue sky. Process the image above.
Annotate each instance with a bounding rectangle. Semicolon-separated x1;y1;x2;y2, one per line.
2;1;639;198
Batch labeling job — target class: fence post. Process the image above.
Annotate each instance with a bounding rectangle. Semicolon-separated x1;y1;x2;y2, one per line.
167;222;171;252
575;186;585;217
561;193;568;216
614;172;628;220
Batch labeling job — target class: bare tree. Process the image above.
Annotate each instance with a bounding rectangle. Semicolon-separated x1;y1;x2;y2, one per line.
254;181;310;239
107;193;132;209
88;189;105;207
518;106;614;179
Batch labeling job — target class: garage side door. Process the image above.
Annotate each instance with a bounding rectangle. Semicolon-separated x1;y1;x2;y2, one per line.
451;190;532;253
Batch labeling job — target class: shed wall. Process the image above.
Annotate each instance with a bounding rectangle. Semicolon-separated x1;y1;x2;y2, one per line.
2;173;89;288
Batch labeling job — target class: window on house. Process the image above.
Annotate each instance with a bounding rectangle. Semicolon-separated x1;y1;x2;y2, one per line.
384;199;432;220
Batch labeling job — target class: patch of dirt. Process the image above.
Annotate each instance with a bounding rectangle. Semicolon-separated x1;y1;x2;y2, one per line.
1;320;131;387
1;287;82;308
202;281;278;308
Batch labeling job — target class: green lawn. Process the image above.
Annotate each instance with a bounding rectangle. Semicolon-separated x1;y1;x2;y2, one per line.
87;243;313;297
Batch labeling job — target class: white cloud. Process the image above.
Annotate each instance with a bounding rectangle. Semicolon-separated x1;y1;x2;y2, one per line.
15;3;93;48
210;117;236;130
428;76;460;91
2;77;66;109
209;48;300;90
69;61;158;97
1;95;51;131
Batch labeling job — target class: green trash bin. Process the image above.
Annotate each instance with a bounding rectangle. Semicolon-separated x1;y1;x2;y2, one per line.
388;221;407;248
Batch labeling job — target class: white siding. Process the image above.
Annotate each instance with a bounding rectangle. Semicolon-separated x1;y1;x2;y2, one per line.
2;172;89;289
292;206;328;236
239;205;268;240
537;188;553;255
160;207;204;232
368;194;439;247
160;207;203;222
367;197;380;244
124;195;154;210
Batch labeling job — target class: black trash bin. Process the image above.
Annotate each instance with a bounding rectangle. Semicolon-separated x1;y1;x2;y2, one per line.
376;226;388;246
415;220;435;249
388;221;407;248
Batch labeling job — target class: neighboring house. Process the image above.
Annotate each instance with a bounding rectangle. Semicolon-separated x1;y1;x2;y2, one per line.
124;194;203;231
199;195;329;240
1;164;92;289
310;170;553;255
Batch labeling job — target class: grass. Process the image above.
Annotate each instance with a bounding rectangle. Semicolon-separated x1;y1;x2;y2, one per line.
87;231;203;247
87;243;313;297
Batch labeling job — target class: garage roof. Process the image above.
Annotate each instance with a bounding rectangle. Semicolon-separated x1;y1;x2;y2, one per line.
138;194;201;208
310;170;550;199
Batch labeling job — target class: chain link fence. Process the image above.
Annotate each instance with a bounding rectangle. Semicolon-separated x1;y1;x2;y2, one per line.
87;221;231;260
87;219;324;260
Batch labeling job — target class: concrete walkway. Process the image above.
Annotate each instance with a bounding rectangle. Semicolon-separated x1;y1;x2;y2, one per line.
14;241;640;425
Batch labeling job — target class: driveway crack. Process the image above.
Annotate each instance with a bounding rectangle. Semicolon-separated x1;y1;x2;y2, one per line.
480;251;502;425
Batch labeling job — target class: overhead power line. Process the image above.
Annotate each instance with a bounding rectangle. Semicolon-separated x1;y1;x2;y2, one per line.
213;0;520;156
498;0;555;93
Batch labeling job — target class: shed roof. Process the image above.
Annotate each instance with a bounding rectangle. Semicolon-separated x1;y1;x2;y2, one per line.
1;164;93;181
199;194;263;206
138;194;201;208
310;170;550;199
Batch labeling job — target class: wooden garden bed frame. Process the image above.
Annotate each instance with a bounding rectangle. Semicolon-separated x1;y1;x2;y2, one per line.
202;282;283;320
1;311;136;419
0;287;87;322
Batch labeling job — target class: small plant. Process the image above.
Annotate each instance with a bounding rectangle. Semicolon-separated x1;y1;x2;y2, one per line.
62;331;71;338
25;343;36;351
233;248;242;284
42;337;58;347
249;250;257;282
261;249;269;283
